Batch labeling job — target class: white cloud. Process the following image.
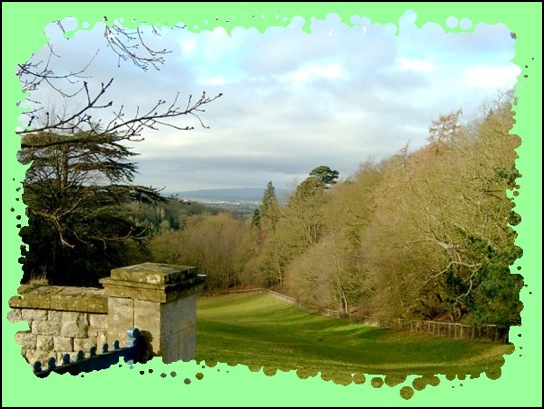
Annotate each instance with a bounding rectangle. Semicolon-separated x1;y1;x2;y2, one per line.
197;75;227;86
462;65;521;89
22;13;519;192
180;37;197;55
397;57;434;73
276;63;349;85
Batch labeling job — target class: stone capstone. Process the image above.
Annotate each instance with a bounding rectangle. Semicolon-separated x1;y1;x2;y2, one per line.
100;263;206;303
9;286;107;313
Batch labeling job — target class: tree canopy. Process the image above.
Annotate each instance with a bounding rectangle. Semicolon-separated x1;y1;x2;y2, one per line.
309;165;339;188
144;91;522;327
17;21;222;286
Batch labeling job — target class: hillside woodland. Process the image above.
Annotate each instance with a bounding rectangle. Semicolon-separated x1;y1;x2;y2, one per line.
147;91;522;327
20;91;522;327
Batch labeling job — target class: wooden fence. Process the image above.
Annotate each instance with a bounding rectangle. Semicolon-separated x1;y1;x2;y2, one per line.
223;288;510;343
356;317;510;343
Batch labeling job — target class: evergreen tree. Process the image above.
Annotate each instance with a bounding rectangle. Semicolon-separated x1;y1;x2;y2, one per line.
309;165;340;188
19;130;164;286
259;181;280;233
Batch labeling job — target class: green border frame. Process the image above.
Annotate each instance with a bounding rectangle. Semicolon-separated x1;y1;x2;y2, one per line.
2;2;541;406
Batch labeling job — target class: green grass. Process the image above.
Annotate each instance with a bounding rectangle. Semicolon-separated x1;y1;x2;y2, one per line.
196;292;514;384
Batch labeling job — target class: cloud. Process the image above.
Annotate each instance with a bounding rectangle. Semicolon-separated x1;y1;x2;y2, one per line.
21;13;519;192
462;65;521;89
180;37;197;55
276;63;349;85
197;75;227;86
397;57;434;73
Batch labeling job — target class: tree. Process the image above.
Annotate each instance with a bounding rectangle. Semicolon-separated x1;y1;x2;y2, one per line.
258;181;281;233
284;161;381;313
251;207;261;229
249;181;285;287
16;19;221;143
427;109;463;145
281;167;338;248
261;168;336;289
245;234;291;288
360;92;522;325
17;19;222;285
309;165;339;188
149;212;254;291
18;129;166;285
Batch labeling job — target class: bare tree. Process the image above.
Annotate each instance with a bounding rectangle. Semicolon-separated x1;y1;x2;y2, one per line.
16;18;222;145
16;18;223;286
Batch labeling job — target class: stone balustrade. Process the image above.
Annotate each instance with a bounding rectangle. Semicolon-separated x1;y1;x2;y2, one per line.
8;263;206;367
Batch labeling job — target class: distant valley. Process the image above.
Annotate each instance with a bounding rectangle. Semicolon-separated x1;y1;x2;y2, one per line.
165;188;289;217
167;187;289;203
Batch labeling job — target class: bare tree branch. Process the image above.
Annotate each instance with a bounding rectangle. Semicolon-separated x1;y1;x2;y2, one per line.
17;19;221;146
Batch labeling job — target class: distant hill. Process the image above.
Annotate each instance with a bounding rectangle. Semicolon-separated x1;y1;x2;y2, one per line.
168;188;289;203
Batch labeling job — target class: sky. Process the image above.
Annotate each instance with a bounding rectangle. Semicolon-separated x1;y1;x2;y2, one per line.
18;11;520;193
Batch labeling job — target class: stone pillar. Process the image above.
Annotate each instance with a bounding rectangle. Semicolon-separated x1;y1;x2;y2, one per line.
99;263;206;364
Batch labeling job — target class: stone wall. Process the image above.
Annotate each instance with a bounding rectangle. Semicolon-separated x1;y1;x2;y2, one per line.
8;263;206;368
8;285;108;366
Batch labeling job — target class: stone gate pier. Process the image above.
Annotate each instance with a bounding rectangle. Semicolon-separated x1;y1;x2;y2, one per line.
8;263;206;365
100;263;206;363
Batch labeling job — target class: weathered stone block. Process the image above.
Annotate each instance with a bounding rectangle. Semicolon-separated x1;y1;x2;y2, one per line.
133;300;160;355
97;331;108;353
32;320;61;336
101;263;205;303
161;296;196;337
48;310;63;323
53;337;73;352
7;309;23;323
22;309;48;321
51;287;108;313
60;312;88;338
55;352;71;364
59;350;85;362
10;286;107;313
15;331;37;349
133;300;160;352
9;292;51;310
36;335;54;351
61;311;81;322
109;263;196;285
87;314;106;337
160;333;179;362
24;350;56;368
107;297;134;345
89;313;108;329
177;327;197;362
20;349;33;366
160;328;196;364
73;337;97;352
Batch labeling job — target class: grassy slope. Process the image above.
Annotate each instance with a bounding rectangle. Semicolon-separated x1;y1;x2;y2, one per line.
196;292;514;384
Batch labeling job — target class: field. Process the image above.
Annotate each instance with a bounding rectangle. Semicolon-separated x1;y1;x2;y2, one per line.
196;292;514;385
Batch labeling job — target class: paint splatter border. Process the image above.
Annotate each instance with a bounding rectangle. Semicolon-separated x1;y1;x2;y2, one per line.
2;3;541;406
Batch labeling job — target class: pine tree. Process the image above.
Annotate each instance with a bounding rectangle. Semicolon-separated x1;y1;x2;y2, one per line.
19;130;165;286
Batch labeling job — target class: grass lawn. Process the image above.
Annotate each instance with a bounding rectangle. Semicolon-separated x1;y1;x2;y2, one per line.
195;292;514;385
